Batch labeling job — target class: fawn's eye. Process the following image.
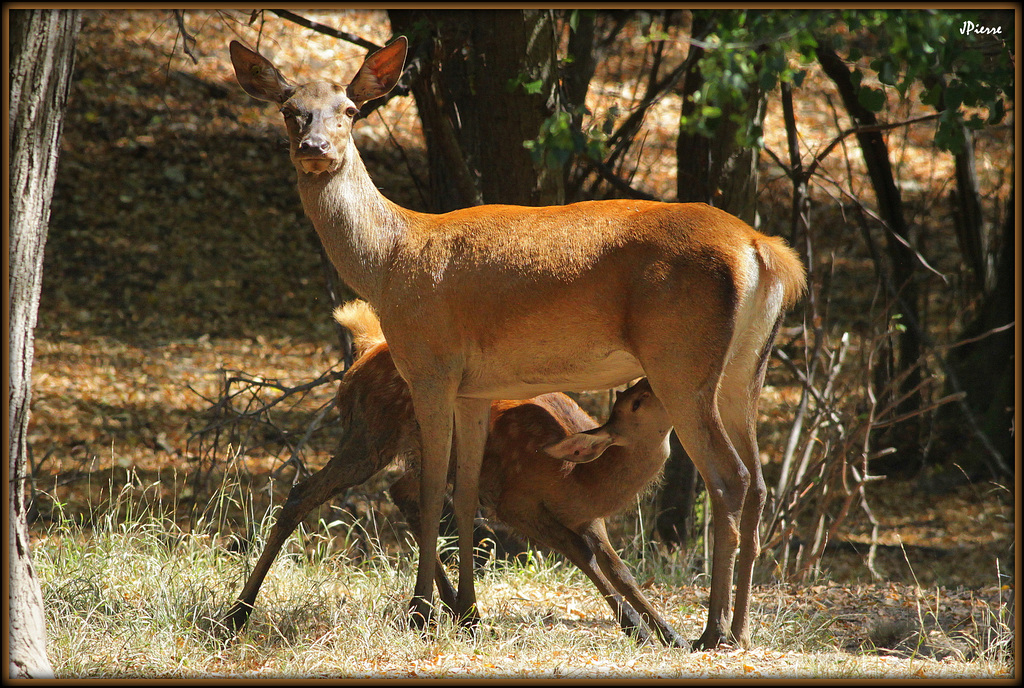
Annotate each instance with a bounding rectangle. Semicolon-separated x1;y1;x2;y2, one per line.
344;105;359;118
631;392;649;412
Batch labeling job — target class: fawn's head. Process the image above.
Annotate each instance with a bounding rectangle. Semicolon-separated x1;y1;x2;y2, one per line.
229;37;407;175
543;378;672;463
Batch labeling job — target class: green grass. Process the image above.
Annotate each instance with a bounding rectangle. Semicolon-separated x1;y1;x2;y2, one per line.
33;478;1014;678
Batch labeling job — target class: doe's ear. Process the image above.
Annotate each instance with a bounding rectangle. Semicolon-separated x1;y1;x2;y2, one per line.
347;36;408;105
543;428;616;464
229;40;294;104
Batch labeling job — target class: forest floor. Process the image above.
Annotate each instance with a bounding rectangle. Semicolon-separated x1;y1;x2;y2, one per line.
27;9;1016;676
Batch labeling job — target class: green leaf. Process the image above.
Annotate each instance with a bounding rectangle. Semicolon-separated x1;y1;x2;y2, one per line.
522;79;543;95
920;85;943;107
944;81;965;110
857;86;886;112
987;98;1006;124
850;68;864;89
877;60;898;86
933;115;964;154
506;75;544;95
701;105;723;120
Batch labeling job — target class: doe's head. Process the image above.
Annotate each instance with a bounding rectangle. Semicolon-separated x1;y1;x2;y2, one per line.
229;37;407;175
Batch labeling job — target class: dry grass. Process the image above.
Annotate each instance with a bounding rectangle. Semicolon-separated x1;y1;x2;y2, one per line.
34;476;1014;679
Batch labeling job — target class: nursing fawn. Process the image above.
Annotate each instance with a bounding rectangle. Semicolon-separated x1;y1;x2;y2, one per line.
224;301;683;646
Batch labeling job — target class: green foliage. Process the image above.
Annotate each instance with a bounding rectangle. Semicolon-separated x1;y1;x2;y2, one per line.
677;10;1013;154
679;10;823;148
565;8;590;35
825;10;1014;153
523;106;618;171
506;73;545;96
857;86;887;113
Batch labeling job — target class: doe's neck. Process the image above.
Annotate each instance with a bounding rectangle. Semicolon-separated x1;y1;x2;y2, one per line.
295;139;408;301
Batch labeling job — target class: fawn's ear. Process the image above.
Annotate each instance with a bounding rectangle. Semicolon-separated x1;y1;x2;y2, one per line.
347;36;407;105
543;428;617;464
230;40;294;104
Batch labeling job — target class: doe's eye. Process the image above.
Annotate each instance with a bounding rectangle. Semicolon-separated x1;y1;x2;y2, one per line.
344;105;359;118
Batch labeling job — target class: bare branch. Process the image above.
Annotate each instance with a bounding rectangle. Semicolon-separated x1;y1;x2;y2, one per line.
186;364;346;499
173;10;198;64
590;160;659;201
270;9;380;51
804;113;942;181
809;166;1011;477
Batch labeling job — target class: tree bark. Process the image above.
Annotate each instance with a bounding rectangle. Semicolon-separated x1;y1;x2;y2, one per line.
9;8;81;679
675;13;765;225
940;199;1015;476
389;10;561;210
951;129;990;292
921;73;991;294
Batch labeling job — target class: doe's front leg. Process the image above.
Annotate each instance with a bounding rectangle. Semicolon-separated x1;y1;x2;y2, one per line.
452;397;492;630
406;381;457;631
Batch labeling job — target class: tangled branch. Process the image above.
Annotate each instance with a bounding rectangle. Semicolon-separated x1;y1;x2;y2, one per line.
185;365;345;507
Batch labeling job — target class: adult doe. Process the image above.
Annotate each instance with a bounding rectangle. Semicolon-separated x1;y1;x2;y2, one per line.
229;36;805;649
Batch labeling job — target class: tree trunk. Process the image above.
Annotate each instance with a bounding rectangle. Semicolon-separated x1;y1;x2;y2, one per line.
674;14;765;225
921;73;991;295
940;199;1015;476
654;433;703;552
951;129;991;292
9;8;81;679
389;10;561;210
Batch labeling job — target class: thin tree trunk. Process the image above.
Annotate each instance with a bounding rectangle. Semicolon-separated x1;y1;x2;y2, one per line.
921;74;990;294
9;8;81;679
951;130;989;291
388;11;482;212
815;45;924;458
940;199;1015;476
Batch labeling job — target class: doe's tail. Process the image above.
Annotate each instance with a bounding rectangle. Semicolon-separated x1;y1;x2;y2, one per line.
754;235;807;311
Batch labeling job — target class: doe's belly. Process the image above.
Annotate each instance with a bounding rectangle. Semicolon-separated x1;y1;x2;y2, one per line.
458;347;644;399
